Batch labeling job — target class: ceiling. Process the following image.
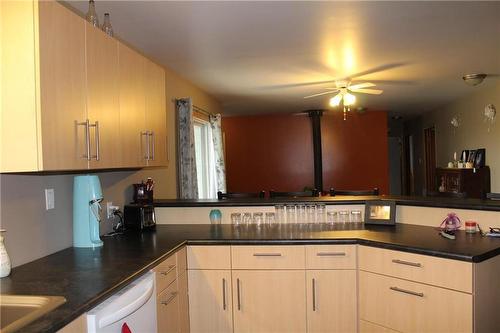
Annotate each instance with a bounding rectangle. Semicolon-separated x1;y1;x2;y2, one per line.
68;1;500;116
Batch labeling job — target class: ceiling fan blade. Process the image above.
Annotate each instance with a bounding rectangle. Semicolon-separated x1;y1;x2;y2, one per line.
349;88;384;95
348;82;375;90
350;79;415;86
343;62;408;80
260;79;336;90
303;91;336;99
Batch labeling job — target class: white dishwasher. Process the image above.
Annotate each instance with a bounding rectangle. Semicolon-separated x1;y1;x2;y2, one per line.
87;271;157;333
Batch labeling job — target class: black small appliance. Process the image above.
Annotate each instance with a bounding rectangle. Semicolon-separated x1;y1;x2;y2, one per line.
124;204;156;230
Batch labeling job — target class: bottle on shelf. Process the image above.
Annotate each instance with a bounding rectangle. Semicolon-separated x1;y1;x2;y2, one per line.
86;0;99;27
101;13;114;37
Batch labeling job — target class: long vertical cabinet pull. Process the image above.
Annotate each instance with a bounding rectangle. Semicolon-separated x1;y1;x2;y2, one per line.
150;131;155;160
77;119;91;161
141;131;150;161
312;278;317;311
222;278;227;310
89;121;100;161
237;278;241;310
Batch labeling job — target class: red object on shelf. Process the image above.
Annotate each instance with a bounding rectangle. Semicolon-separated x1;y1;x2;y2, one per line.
122;323;132;333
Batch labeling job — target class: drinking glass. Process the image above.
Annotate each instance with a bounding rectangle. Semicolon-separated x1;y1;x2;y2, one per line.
338;210;349;223
275;205;285;223
350;210;363;223
317;204;326;223
242;212;252;225
306;204;316;223
327;211;337;224
265;212;276;225
231;213;242;226
296;204;306;223
285;204;296;224
253;212;264;226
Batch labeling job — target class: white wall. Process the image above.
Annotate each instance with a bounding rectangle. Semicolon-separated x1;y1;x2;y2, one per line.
422;81;500;192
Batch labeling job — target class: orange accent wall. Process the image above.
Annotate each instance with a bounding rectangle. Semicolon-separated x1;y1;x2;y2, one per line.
321;111;389;194
222;111;389;194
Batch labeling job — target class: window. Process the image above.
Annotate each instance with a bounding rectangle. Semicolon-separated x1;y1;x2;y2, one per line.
193;119;217;199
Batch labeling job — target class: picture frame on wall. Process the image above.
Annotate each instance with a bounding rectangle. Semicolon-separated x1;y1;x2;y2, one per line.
364;200;396;225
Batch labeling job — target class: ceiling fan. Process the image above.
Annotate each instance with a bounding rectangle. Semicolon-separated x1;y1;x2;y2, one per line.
304;80;383;119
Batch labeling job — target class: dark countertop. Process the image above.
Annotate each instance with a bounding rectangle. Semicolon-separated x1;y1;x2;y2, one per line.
154;195;500;211
2;223;500;333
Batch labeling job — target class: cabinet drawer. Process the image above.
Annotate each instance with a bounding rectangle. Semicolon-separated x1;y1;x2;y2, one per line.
188;245;231;270
306;245;356;269
154;253;177;293
359;246;472;293
231;245;305;269
157;280;180;333
359;271;472;333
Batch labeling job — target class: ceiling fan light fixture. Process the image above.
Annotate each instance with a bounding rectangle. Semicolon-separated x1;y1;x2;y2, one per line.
329;94;342;107
344;92;356;106
463;73;487;86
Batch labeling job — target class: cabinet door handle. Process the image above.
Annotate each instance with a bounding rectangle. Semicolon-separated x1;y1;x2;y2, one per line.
150;131;155;161
390;286;424;298
89;121;100;161
141;131;150;160
237;278;241;311
316;252;346;257
392;259;422;267
253;253;282;257
161;291;178;306
159;264;176;275
222;278;227;310
312;278;317;311
77;119;91;161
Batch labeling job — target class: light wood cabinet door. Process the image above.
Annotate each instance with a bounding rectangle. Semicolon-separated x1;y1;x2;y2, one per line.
359;271;472;333
157;281;180;333
232;270;307;333
85;23;121;169
306;270;357;333
118;43;146;167
145;59;167;167
178;271;190;333
188;270;233;333
38;0;88;170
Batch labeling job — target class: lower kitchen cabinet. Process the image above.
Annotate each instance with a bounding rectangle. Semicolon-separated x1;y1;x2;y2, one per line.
306;270;357;333
177;271;190;333
232;270;306;333
359;270;472;333
188;270;233;333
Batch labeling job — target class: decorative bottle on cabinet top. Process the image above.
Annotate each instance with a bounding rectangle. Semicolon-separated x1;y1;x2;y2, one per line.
0;230;11;278
101;13;113;37
86;0;99;27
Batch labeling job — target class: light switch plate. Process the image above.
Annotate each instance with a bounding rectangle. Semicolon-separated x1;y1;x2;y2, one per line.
45;188;55;210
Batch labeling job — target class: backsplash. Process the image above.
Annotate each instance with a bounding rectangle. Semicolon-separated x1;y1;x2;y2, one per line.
0;167;174;267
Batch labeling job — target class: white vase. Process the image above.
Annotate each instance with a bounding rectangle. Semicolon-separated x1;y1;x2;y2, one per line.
0;230;11;278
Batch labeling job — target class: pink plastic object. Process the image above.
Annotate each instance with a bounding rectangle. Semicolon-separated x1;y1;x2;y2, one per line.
439;213;461;231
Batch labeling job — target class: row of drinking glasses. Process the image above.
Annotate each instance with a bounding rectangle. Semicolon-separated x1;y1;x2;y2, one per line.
230;205;363;226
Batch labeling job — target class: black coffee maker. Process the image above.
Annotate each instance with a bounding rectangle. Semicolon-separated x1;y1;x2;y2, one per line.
124;179;156;230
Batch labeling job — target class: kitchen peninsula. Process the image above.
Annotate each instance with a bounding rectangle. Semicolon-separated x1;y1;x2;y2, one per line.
2;196;500;333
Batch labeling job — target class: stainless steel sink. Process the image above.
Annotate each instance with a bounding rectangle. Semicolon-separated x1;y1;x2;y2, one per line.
0;295;66;333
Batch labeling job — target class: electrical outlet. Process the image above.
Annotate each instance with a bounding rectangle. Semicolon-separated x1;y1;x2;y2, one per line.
45;188;55;210
106;202;119;218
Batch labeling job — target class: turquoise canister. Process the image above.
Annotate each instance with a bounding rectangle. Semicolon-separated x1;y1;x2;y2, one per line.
209;209;222;224
73;175;104;248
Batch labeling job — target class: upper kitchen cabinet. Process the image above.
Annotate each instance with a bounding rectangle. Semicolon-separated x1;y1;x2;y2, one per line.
1;0;87;172
0;0;168;172
118;43;147;168
145;60;168;167
85;23;121;169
